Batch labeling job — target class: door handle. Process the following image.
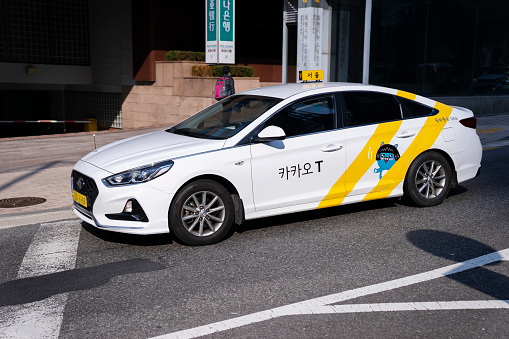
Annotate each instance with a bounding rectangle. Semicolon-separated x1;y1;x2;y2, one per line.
321;144;343;152
396;131;416;138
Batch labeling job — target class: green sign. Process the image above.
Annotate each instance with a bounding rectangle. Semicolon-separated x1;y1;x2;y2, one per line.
205;0;218;63
219;0;233;42
206;0;216;41
218;0;234;64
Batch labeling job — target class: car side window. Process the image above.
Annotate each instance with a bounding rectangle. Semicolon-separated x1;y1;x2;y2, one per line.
396;97;437;118
263;95;335;138
342;92;402;127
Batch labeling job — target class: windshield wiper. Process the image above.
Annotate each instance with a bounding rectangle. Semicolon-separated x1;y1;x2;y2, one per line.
167;127;192;137
167;127;226;140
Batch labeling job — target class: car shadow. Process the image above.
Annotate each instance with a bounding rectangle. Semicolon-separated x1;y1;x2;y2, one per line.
81;183;473;246
447;184;469;198
0;258;166;307
236;198;400;234
407;230;509;300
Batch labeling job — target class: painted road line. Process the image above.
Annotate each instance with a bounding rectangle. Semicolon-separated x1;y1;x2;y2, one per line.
152;248;509;339
303;300;509;314
0;220;80;338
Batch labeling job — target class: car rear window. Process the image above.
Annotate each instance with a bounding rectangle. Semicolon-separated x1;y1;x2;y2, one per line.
342;91;402;127
397;97;437;118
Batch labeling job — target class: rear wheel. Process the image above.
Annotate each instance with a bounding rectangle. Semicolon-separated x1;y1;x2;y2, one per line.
404;152;452;207
169;179;234;245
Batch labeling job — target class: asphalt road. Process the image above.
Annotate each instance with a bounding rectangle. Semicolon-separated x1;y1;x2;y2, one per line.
0;146;508;338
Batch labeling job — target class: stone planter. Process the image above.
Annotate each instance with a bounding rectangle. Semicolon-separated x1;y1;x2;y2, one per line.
122;61;261;129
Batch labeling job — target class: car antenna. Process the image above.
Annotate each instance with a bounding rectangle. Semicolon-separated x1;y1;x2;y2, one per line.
93;134;97;150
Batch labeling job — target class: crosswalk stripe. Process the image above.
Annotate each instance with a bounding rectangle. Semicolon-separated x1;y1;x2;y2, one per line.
0;220;80;339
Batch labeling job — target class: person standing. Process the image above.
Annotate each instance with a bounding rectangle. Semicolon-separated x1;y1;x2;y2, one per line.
214;66;235;100
222;66;235;97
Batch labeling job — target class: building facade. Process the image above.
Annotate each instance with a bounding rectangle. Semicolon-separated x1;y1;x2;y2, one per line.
329;0;509;97
285;0;509;113
0;0;508;138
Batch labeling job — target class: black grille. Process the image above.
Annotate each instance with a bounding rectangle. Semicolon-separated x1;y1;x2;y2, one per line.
72;170;99;213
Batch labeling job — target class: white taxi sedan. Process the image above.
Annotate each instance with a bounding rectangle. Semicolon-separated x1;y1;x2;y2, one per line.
71;83;482;245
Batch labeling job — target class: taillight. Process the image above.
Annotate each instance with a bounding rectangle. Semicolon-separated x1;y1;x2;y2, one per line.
460;117;477;129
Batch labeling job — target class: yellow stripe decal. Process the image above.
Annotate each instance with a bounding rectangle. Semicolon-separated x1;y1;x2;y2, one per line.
362;102;453;201
318;120;402;209
396;90;417;101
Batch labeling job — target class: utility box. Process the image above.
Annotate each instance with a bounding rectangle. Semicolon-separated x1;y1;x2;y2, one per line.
85;118;97;131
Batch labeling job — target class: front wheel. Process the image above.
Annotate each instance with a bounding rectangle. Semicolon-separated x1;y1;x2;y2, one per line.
169;179;234;245
403;152;452;207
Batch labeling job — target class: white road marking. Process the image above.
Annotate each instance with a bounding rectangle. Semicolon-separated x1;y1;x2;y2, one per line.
152;248;509;339
0;220;80;339
302;300;509;314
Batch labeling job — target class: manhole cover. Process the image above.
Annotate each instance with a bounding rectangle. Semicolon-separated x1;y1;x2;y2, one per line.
0;197;46;208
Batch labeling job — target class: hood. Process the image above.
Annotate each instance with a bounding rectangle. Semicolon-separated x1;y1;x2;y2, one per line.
81;130;225;174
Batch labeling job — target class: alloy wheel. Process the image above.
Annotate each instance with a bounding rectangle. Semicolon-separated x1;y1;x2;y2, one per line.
181;191;225;237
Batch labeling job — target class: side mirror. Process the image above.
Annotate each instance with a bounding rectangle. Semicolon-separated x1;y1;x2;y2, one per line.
253;125;286;143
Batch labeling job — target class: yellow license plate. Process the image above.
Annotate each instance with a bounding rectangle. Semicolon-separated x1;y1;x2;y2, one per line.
72;190;87;208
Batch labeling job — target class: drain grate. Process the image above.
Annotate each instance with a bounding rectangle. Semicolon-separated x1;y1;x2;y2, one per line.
0;197;46;208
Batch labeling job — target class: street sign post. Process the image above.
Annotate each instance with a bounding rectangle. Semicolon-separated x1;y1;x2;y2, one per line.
218;0;235;64
205;0;218;64
297;0;330;81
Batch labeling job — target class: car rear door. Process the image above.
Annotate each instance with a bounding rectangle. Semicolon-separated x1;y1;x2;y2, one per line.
337;91;425;201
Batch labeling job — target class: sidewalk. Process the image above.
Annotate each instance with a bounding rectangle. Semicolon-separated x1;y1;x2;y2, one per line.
1;114;508;228
0;126;164;228
475;114;509;149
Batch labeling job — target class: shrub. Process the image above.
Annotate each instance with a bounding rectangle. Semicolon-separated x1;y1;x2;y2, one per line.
192;65;214;77
164;51;205;61
232;66;255;77
192;65;255;78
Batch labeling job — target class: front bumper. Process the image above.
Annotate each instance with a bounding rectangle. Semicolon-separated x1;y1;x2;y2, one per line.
72;160;173;235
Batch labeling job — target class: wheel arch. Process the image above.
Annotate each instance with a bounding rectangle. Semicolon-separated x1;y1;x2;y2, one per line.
169;174;245;225
406;148;458;189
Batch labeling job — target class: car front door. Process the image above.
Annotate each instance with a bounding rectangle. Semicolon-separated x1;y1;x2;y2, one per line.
249;94;346;212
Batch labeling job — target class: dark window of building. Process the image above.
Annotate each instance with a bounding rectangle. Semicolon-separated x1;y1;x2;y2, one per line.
265;95;335;137
342;91;401;126
330;0;365;83
0;0;89;65
368;0;509;96
397;97;436;119
329;0;509;97
65;91;122;129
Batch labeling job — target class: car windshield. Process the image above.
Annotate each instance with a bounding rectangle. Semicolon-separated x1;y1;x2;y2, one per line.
167;95;282;140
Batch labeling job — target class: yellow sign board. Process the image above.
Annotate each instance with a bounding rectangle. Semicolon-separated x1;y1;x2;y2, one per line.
299;70;324;82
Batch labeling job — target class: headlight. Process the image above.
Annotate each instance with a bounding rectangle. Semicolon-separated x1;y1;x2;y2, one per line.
102;160;174;186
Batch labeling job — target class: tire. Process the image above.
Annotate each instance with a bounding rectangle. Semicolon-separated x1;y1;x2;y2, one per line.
403;152;452;207
169;179;234;245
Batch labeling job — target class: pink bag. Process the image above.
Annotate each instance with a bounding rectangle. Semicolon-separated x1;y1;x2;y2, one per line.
214;77;227;100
